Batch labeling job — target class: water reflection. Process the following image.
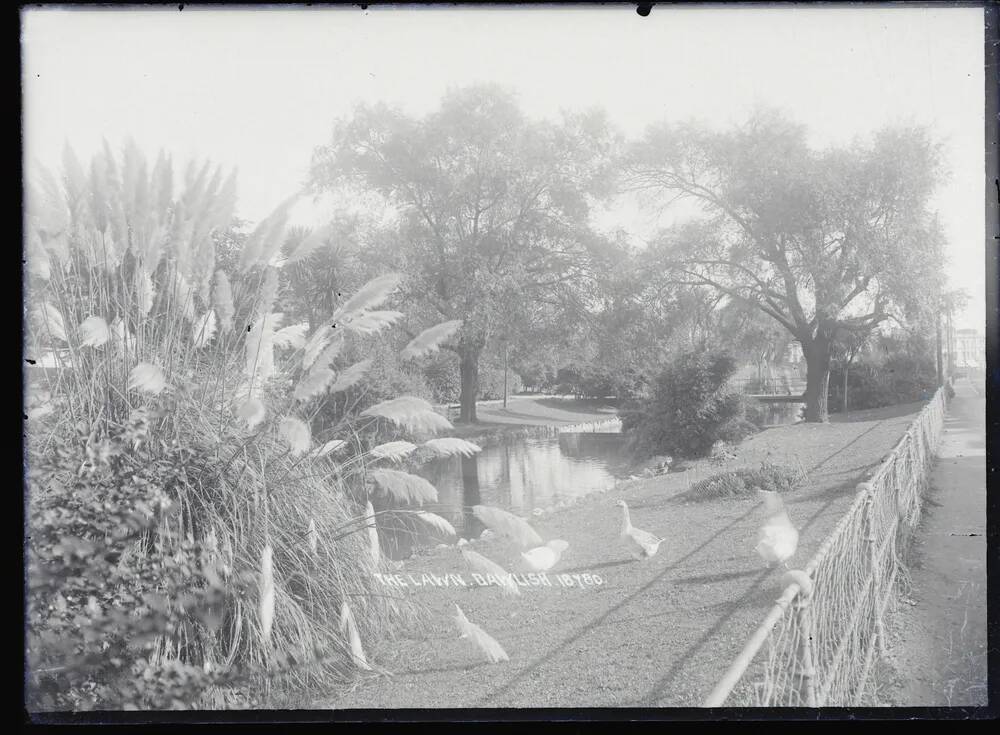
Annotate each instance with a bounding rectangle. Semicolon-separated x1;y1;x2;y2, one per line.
379;428;631;559
377;406;803;559
758;401;805;426
460;454;485;540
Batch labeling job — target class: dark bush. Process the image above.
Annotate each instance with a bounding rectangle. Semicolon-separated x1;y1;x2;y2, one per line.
828;353;937;412
313;336;433;443
353;337;433;407
26;407;261;711
423;351;462;404
625;350;757;459
513;362;556;393
688;463;804;500
554;364;645;400
479;363;524;400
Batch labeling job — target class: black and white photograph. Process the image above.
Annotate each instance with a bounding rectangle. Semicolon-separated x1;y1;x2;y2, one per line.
21;3;991;715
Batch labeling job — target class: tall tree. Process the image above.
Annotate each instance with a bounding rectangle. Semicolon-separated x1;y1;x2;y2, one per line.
626;110;947;421
310;84;618;421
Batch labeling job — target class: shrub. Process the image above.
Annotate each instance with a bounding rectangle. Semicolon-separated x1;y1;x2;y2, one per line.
26;407;258;710
554;363;644;400
514;361;556;393
625;350;757;459
688;463;804;500
312;336;433;442
422;351;463;403
828;354;936;412
479;363;524;400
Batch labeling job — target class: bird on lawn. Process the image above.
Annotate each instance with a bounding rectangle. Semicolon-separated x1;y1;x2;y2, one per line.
520;539;570;572
616;500;664;560
755;490;799;569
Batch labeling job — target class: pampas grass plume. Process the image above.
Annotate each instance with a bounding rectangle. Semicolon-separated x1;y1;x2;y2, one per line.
128;362;168;395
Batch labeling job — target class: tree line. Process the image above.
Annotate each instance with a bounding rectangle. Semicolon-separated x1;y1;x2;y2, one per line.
299;83;949;424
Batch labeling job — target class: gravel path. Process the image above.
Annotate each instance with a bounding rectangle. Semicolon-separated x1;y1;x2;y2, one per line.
319;402;926;709
882;383;987;706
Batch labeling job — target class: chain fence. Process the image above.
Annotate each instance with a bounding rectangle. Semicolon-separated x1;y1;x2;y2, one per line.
703;387;948;707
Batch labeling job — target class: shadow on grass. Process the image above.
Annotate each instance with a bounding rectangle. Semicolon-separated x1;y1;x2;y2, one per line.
473;501;763;707
398;661;492;676
674;568;763;585
557;559;637;575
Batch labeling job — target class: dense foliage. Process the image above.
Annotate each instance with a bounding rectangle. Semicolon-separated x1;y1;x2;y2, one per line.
828;354;937;412
422;351;523;403
623;351;757;459
553;364;645;400
26;405;259;710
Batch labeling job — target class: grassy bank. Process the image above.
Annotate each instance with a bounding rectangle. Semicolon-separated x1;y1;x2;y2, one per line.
442;395;621;447
316;400;927;708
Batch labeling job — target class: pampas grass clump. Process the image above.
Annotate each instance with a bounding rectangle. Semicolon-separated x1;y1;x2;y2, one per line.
23;143;479;703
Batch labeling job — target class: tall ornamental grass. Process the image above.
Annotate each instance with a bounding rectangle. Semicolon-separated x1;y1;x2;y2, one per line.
23;142;471;706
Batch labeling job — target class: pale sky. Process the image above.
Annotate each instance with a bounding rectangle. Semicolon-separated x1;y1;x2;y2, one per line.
21;5;985;329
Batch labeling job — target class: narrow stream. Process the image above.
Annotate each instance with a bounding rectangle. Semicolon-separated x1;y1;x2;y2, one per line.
378;420;631;559
377;401;805;560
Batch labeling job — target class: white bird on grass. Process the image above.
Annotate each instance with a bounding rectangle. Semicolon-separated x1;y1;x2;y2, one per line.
616;500;664;560
755;490;799;569
520;539;570;572
460;548;520;597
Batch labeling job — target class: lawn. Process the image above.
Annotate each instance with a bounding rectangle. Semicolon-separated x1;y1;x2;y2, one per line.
314;400;929;708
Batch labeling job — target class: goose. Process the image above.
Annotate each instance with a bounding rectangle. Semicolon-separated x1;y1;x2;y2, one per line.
616;500;664;559
755;491;799;568
520;539;570;572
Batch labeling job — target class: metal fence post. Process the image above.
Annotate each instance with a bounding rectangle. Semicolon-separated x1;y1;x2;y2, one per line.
860;481;888;657
793;578;818;706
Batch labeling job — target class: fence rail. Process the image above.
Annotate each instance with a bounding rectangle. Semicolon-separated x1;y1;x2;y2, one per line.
703;387;947;707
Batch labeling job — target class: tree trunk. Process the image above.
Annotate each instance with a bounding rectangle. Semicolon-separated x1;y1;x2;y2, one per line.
461;454;483;539
458;348;480;423
843;363;850;414
802;335;832;423
935;311;944;386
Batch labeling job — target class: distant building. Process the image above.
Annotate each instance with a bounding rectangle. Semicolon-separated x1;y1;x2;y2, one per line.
952;328;985;370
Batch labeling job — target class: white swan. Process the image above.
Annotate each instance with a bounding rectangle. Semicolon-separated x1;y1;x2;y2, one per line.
520;539;570;572
755;491;799;568
616;500;664;559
